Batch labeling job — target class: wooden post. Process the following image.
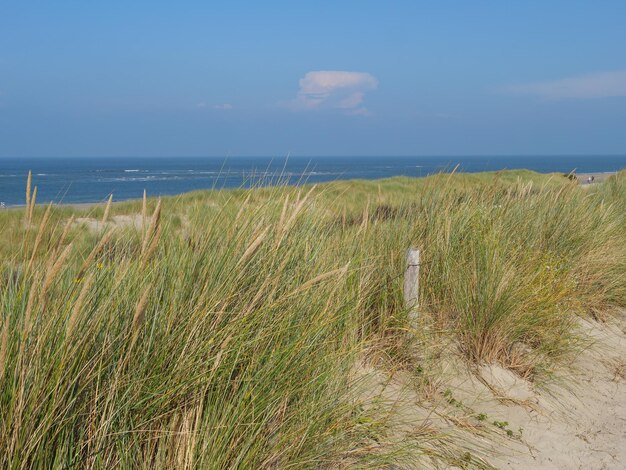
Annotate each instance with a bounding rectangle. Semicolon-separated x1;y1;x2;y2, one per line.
404;248;420;322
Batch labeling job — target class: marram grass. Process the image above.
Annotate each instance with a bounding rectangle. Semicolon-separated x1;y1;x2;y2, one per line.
0;169;624;468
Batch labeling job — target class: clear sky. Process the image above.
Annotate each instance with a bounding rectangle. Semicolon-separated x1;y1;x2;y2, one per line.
1;1;625;157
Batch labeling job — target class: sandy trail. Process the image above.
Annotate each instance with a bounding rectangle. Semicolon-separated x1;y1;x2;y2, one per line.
362;311;626;469
480;314;626;469
74;214;143;232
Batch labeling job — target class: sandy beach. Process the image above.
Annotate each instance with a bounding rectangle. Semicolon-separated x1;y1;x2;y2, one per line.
576;171;617;184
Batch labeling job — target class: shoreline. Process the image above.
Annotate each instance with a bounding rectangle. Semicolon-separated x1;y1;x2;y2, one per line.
1;169;620;209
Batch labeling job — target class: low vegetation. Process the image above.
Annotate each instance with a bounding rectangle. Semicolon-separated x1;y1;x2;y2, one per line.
0;169;624;467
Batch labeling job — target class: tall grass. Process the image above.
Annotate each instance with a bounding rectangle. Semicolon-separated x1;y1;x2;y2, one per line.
0;169;624;467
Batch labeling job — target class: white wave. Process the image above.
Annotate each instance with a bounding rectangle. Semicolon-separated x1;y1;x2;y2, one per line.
104;175;187;182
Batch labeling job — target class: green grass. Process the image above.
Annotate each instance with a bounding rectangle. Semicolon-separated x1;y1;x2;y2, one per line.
0;169;624;467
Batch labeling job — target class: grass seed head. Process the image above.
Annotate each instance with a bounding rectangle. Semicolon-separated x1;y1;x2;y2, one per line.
66;272;94;338
101;194;113;225
26;170;32;210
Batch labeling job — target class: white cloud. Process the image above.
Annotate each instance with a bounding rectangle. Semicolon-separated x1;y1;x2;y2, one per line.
503;70;626;99
291;71;378;114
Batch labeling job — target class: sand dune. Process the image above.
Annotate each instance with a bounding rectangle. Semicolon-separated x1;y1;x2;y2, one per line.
363;311;626;468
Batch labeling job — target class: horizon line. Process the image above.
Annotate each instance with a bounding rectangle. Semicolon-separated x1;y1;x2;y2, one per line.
1;153;625;159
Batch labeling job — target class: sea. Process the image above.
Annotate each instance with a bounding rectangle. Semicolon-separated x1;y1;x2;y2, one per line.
0;155;624;207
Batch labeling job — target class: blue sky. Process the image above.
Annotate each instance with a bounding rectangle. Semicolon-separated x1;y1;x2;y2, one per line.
1;1;625;157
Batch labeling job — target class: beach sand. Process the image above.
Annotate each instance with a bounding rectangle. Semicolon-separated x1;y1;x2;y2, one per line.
483;313;626;469
576;171;616;185
361;310;626;468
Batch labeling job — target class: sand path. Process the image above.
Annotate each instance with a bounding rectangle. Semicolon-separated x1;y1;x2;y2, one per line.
362;311;626;468
484;314;626;469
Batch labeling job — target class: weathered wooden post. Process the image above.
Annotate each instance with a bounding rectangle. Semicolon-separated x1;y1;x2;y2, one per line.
404;248;420;324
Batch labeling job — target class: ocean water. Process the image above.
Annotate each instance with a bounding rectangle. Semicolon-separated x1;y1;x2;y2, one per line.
0;155;624;206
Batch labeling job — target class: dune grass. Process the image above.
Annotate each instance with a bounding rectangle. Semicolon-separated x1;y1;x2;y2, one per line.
0;169;624;467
